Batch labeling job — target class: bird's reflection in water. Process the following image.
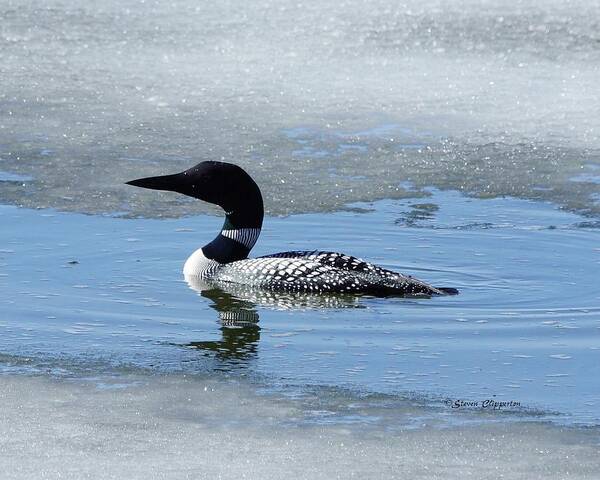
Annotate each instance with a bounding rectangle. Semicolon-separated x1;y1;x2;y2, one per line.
186;280;261;365
183;275;363;366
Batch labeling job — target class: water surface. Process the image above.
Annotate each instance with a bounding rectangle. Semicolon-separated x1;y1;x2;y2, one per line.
2;190;598;426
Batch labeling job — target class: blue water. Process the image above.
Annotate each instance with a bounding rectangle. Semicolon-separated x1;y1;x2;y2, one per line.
2;189;599;426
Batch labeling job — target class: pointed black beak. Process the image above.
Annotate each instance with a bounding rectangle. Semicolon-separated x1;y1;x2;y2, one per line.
126;173;183;192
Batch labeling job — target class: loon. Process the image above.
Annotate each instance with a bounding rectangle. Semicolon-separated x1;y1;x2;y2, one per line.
126;161;458;297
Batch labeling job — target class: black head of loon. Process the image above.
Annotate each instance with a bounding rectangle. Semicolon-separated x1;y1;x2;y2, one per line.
126;161;264;230
127;161;264;266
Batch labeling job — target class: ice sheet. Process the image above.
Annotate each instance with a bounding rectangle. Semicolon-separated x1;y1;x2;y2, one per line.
1;373;599;480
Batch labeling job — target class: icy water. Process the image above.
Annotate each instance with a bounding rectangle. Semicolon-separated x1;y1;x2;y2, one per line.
2;0;600;477
1;191;600;477
2;0;600;217
1;190;600;418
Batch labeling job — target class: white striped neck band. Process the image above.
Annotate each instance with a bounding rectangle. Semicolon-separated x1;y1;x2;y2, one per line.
221;228;261;249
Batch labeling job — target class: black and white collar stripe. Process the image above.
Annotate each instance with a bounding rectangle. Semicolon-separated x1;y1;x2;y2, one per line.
221;228;261;249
